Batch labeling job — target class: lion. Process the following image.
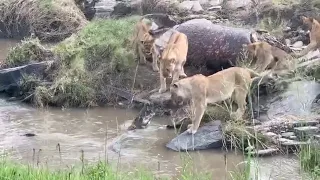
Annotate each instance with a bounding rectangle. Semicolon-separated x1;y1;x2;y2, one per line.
131;17;155;65
293;16;320;58
158;31;188;93
243;41;295;76
169;67;260;134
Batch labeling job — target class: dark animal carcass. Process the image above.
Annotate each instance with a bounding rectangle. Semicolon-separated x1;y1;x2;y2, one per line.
151;19;256;75
175;19;254;75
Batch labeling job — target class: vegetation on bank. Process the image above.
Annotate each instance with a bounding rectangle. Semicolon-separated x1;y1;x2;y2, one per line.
5;16;140;107
0;158;215;180
0;0;87;41
299;142;320;179
0;160;160;180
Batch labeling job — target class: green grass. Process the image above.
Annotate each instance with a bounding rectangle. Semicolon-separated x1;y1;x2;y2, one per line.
0;161;161;180
299;143;320;179
0;156;216;180
4;37;48;68
10;16;141;108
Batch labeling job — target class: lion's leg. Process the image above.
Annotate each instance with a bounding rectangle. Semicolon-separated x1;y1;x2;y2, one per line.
159;63;167;93
138;44;147;64
151;46;159;72
179;60;187;78
233;88;248;121
295;41;318;58
187;100;206;134
171;69;180;86
255;54;273;73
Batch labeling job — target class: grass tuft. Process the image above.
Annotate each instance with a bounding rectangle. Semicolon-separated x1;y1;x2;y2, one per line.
0;0;87;42
4;37;49;68
299;142;320;179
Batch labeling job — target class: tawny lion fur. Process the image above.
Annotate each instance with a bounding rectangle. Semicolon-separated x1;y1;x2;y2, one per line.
131;17;155;65
170;67;259;134
244;41;295;75
158;31;188;93
294;16;320;57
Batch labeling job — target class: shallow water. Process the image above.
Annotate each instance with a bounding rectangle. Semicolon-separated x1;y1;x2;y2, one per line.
0;39;309;179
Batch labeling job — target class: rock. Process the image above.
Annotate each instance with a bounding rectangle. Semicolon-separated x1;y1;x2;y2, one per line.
283;27;291;32
289;135;297;140
198;0;222;6
291;41;303;48
141;0;179;14
294;126;319;140
173;19;254;75
111;1;133;17
166;120;223;151
0;61;52;97
178;1;203;13
285;39;291;46
94;0;117;18
291;120;319;128
281;132;295;138
207;6;222;11
83;0;98;20
223;0;252;10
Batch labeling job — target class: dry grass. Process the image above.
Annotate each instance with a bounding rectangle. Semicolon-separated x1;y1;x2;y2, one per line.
0;0;87;41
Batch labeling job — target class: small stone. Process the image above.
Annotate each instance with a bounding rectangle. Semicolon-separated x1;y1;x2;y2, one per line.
294;126;319;134
285;39;291;46
262;132;278;138
281;132;295;138
207;6;222;11
291;41;304;48
283;27;291;32
289;136;297;140
178;1;204;13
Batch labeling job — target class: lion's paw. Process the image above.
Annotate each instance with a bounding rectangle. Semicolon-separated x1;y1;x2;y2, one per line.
179;73;187;78
159;88;167;93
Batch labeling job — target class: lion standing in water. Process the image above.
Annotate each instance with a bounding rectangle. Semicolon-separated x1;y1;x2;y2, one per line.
170;67;260;134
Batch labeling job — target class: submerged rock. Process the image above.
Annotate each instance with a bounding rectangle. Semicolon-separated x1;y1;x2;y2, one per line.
166;120;223;151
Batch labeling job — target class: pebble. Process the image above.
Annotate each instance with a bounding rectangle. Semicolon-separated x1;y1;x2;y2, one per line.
291;41;303;48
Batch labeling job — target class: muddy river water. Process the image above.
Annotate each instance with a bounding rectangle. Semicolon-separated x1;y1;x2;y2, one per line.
0;39;308;179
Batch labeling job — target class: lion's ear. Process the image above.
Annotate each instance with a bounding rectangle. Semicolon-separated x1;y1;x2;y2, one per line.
301;16;307;21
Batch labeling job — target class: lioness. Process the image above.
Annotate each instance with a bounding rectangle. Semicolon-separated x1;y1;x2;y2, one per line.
170;67;259;134
158;31;188;93
293;16;320;58
244;41;295;75
131;17;155;65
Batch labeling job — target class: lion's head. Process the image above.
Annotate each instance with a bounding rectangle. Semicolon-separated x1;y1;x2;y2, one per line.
170;79;192;106
160;45;177;78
